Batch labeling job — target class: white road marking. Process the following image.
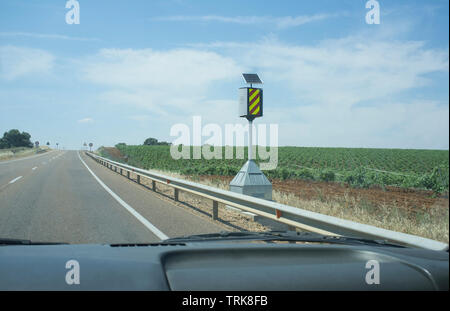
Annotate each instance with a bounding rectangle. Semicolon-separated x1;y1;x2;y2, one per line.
9;176;23;184
32;167;38;170
77;152;169;240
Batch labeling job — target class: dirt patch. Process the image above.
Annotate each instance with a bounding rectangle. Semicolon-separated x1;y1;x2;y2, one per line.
188;175;449;213
102;147;126;161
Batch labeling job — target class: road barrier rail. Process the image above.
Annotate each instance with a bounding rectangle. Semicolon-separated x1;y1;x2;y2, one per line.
85;152;448;251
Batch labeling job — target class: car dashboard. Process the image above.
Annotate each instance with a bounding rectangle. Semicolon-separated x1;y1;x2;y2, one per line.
0;242;448;290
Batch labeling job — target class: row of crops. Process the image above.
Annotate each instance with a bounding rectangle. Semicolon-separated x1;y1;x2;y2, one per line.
102;144;449;194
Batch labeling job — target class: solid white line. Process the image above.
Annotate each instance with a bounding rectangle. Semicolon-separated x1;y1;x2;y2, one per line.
9;176;23;184
77;152;169;240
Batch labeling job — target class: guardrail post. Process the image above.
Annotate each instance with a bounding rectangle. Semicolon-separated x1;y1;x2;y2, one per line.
174;189;179;201
152;180;156;191
212;201;218;220
137;175;140;184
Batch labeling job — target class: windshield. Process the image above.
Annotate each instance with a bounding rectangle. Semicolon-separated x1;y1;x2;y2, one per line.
0;0;448;249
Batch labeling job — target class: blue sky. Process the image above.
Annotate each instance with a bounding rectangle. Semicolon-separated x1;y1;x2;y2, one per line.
0;0;448;150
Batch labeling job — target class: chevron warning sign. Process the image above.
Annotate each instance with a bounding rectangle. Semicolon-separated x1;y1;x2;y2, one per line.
248;88;261;116
238;87;263;119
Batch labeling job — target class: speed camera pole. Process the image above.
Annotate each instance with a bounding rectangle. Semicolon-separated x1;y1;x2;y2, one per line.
229;73;272;203
248;118;253;160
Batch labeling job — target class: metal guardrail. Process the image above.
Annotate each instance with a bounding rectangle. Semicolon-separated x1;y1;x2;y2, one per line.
85;152;449;251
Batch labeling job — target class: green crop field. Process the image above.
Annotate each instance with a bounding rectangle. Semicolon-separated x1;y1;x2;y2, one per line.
101;144;449;194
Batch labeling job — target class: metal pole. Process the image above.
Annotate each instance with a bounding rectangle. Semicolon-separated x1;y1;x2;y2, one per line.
248;119;253;160
212;200;218;220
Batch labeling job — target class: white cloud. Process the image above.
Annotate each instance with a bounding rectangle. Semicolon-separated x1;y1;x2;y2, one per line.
152;13;341;29
274;14;341;28
231;37;448;148
77;118;94;123
198;37;448;105
0;45;54;80
269;100;449;149
0;32;98;41
77;34;448;148
84;48;239;89
128;115;151;121
82;48;242;115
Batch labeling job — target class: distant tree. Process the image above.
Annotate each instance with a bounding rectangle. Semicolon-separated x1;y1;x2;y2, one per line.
46;142;50;146
0;138;7;149
0;129;33;149
143;137;158;146
143;138;170;146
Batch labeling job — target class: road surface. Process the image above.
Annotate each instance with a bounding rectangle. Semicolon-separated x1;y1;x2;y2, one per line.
0;150;224;244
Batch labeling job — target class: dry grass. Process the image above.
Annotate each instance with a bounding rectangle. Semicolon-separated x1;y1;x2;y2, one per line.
0;147;46;161
272;191;449;243
124;167;449;244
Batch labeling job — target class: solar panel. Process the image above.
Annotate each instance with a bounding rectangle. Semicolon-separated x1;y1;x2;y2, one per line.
242;73;263;84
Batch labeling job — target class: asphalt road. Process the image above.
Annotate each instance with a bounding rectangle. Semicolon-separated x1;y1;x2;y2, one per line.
0;150;225;244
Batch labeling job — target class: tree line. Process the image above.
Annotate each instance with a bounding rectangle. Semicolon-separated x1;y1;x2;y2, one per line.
115;137;170;148
0;129;33;149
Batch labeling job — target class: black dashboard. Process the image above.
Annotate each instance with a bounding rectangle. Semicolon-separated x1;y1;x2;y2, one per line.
0;242;448;290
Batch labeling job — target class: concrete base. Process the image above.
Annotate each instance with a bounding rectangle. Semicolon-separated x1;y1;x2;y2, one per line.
229;160;272;200
225;205;260;221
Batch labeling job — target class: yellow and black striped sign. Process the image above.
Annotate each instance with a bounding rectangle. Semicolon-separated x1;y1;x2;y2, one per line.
248;88;262;116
